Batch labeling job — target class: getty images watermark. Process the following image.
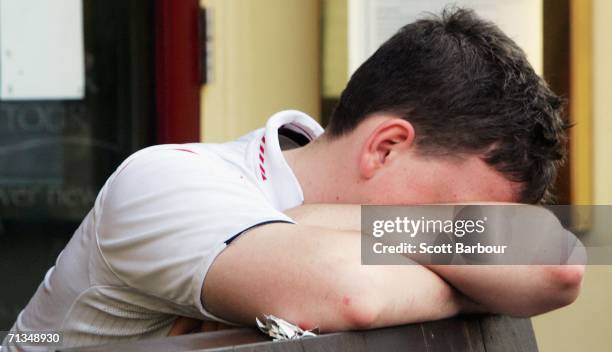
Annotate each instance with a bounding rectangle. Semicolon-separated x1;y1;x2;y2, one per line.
361;205;611;265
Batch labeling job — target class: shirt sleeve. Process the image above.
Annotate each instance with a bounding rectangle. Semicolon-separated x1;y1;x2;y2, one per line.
96;148;293;321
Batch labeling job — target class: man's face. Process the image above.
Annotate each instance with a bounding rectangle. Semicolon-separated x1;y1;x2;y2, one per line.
363;151;522;205
331;115;524;205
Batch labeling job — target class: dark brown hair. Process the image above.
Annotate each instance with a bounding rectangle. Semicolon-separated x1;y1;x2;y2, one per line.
327;8;568;203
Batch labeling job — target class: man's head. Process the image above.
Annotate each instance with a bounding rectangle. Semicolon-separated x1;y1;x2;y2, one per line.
320;8;567;205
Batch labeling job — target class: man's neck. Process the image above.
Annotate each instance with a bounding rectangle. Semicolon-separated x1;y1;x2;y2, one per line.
283;138;347;204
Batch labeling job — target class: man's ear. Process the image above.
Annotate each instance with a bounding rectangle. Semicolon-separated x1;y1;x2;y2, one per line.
358;118;416;179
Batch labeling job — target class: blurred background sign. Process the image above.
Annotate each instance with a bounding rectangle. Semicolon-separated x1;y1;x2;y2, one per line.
0;0;85;100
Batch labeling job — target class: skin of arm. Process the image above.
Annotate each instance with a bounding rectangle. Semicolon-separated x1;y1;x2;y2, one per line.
284;204;586;318
202;222;477;332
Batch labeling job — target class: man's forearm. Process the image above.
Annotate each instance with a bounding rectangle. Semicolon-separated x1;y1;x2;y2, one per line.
203;223;469;332
427;264;584;317
285;204;585;317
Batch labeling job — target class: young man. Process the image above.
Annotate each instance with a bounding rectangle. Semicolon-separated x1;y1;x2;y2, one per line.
4;8;584;350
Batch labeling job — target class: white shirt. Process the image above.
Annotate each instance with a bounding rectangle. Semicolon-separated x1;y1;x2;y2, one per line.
2;110;324;351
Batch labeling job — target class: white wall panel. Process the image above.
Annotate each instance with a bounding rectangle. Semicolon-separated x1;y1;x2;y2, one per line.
349;0;543;75
0;0;84;100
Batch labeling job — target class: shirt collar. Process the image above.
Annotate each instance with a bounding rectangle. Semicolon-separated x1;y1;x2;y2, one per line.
248;110;324;211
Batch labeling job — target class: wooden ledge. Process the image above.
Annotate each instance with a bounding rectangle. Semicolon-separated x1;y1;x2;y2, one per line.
58;315;538;352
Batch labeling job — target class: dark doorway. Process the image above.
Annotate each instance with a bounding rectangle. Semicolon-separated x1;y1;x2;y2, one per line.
0;0;155;329
543;0;571;204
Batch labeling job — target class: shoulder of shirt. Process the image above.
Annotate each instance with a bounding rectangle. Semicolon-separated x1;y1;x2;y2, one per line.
95;142;265;240
99;143;263;211
110;144;225;182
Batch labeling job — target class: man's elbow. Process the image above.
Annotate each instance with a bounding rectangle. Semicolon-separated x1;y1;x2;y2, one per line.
545;264;585;307
518;264;585;317
337;292;382;331
500;265;584;318
327;273;384;331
